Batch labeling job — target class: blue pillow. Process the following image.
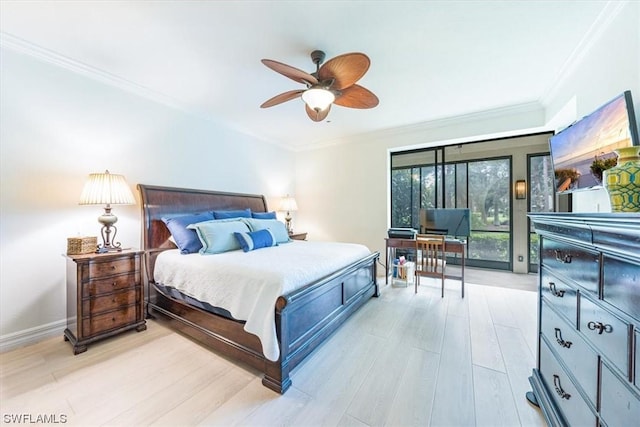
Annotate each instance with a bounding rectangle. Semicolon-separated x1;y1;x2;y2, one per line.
234;229;276;252
212;209;252;219
162;212;215;254
242;218;291;244
188;219;250;254
252;211;277;219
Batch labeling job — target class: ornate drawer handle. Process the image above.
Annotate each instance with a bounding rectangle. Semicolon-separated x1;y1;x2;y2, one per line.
549;282;565;297
554;250;572;264
553;375;571;400
587;321;613;335
554;328;572;348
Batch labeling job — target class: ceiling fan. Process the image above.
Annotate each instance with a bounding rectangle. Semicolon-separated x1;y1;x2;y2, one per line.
260;50;379;122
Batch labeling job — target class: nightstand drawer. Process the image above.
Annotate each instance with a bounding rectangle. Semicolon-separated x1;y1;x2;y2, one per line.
87;256;138;279
579;295;630;374
540;267;577;324
86;273;138;296
83;288;140;314
541;300;597;404
539;338;596;427
82;305;139;337
541;239;599;295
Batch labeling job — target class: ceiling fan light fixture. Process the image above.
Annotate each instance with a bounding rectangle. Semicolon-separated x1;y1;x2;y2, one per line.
301;87;335;111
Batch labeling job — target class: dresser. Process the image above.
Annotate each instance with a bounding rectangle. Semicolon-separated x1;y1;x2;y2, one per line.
64;249;146;354
528;213;640;426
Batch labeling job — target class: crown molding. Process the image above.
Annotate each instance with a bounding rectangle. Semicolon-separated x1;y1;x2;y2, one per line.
539;0;628;106
0;31;292;151
297;101;544;152
0;31;190;113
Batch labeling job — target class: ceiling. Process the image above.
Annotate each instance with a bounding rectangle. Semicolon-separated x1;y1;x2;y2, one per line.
0;1;613;150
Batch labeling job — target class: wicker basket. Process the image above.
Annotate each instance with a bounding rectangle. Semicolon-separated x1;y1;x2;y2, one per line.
67;236;98;255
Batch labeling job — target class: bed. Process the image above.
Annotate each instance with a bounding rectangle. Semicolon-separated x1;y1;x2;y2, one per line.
138;184;379;394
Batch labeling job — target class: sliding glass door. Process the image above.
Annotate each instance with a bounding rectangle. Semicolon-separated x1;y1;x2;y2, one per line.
391;154;512;270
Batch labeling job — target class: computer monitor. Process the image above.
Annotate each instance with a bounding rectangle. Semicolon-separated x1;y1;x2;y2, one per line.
420;208;471;238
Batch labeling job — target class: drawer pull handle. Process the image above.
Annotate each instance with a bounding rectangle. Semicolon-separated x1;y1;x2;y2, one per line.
111;265;116;270
553;375;571;400
554;250;572;264
112;317;116;322
112;282;117;286
587;321;613;335
554;328;572;348
549;282;565;298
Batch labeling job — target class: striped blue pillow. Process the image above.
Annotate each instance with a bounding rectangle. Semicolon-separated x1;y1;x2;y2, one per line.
234;229;276;252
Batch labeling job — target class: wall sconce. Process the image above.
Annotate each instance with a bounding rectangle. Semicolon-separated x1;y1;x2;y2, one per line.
79;170;135;253
515;179;527;200
278;195;298;234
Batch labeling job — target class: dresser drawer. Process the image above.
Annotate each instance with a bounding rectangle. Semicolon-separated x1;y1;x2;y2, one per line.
600;362;640;427
541;300;598;404
540;267;578;324
541;238;599;295
83;288;140;315
87;256;138;279
602;255;640;320
86;273;138;296
82;305;139;337
539;339;596;427
579;295;630;375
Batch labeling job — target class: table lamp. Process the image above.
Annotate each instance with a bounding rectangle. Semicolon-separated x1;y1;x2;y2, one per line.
79;170;135;253
279;195;298;234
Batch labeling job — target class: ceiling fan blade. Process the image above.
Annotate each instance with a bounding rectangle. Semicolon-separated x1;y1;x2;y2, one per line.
261;59;318;85
305;104;331;122
333;84;379;109
260;90;304;108
318;53;370;90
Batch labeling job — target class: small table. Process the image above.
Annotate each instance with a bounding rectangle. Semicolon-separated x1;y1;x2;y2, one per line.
385;237;467;297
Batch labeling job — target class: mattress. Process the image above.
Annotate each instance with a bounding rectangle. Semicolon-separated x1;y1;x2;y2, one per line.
153;240;371;361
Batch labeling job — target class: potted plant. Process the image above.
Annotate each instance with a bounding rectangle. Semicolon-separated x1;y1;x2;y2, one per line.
590;154;618;184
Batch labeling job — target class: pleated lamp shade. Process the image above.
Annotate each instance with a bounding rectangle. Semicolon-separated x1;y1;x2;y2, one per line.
79;170;135;206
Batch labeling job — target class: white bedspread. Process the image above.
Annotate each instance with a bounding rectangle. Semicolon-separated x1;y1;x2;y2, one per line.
153;241;371;361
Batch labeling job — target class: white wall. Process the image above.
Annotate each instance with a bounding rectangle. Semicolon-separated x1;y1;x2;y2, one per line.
0;47;294;346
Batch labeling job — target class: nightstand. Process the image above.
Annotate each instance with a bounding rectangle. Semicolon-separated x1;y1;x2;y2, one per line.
63;249;146;354
289;232;307;241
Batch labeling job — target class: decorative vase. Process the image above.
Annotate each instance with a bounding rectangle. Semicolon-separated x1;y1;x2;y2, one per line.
603;146;640;212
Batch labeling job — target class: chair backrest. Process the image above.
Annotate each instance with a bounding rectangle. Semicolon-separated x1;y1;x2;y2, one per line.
415;234;446;273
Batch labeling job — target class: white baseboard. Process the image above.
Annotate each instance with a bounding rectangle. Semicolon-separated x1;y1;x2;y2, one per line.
0;319;66;353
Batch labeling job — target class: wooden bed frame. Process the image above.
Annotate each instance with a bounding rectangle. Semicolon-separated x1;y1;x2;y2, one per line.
138;184;379;393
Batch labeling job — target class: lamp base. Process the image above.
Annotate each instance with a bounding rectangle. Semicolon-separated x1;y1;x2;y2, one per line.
96;245;123;254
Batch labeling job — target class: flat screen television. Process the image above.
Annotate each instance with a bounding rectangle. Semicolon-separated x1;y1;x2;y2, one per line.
420;208;471;238
549;90;639;194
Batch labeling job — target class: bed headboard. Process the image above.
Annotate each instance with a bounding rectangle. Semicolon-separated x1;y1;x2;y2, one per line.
137;184;268;277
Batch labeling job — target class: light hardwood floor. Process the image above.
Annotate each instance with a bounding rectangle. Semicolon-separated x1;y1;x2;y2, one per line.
1;278;545;426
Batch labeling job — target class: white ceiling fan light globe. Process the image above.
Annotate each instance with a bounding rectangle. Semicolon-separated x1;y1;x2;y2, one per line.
302;88;335;111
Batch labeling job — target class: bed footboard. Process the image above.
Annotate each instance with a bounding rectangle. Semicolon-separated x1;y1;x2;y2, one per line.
266;251;379;392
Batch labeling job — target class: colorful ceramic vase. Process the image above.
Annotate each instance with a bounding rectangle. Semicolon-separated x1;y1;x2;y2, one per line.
603;146;640;212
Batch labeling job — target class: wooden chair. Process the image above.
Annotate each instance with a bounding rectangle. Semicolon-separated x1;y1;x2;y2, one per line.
415;234;447;297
